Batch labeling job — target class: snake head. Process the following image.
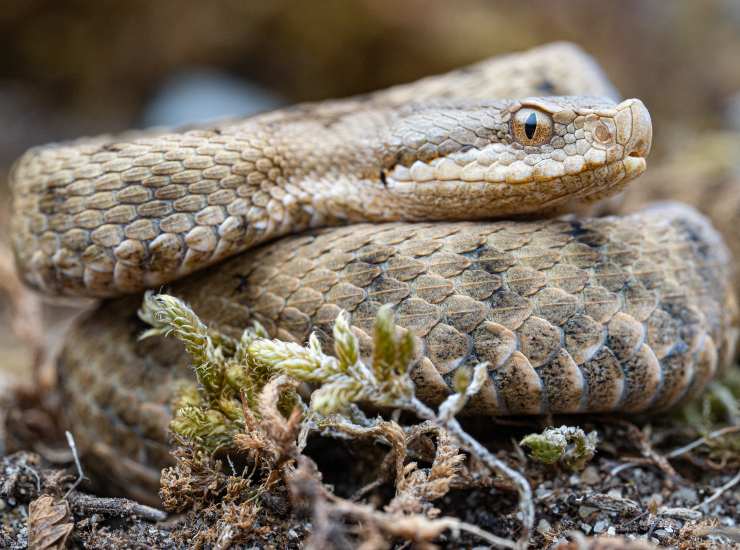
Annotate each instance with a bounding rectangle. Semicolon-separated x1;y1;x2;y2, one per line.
381;96;652;218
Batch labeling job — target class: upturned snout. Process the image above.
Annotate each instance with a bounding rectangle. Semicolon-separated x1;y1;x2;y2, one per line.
616;98;652;159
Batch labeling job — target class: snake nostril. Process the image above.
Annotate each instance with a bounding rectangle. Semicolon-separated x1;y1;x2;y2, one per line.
628;138;649;158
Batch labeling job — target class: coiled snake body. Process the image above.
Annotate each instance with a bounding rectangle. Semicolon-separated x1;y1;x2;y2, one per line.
9;43;736;501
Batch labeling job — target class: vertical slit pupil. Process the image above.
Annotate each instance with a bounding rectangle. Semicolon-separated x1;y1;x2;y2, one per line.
524;112;538;140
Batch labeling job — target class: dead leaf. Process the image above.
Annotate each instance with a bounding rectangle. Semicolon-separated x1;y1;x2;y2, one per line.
28;495;73;550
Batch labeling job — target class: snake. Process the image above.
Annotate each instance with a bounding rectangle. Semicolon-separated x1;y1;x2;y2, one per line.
8;42;737;503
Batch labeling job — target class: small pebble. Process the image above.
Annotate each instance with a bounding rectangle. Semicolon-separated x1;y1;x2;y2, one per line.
578;505;598;519
537;519;552;535
673;486;698;505
593;519;609;533
607;488;622;499
580;522;592;534
580;466;601;485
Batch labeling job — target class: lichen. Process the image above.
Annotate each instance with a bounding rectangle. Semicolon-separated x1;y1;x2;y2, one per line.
520;426;598;471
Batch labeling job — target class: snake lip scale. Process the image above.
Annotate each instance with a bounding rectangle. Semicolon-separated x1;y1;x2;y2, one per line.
6;42;735;502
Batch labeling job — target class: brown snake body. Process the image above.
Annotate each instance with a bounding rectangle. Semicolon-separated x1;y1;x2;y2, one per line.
8;43;737;501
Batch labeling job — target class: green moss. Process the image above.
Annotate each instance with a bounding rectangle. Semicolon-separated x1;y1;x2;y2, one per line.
249;305;416;415
139;292;279;452
139;294;420;448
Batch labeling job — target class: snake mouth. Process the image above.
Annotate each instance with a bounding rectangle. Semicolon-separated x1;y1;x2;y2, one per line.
385;153;647;192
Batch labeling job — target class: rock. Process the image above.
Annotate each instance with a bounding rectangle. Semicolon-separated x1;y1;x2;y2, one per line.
593;519;609;533
672;486;698;506
578;505;598;519
581;466;601;485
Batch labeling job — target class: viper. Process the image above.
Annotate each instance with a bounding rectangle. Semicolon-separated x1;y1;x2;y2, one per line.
8;43;736;502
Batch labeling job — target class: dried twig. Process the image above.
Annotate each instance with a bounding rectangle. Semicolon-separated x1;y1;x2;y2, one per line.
63;431;86;498
576;493;642;517
617;420;679;483
666;425;740;459
318;416;407;488
691;470;740;511
66;492;167;522
608;457;653;478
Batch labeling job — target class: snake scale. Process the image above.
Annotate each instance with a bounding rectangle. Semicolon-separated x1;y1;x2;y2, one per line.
8;43;737;502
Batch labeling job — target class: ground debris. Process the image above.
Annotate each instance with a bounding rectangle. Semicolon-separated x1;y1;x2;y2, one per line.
0;451;180;549
2;296;739;548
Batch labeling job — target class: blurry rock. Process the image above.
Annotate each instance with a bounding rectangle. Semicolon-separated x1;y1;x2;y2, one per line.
142;70;283;127
0;84;116;171
726;91;740;132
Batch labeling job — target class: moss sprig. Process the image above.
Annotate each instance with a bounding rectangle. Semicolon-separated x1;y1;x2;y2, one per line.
138;291;278;451
249;306;416;414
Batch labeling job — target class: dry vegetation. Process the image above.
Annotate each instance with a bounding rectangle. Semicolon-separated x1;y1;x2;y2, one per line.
2;281;738;548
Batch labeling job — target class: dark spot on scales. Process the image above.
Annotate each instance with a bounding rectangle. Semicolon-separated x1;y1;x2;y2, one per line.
380;170;387;186
234;274;250;293
569;220;609;247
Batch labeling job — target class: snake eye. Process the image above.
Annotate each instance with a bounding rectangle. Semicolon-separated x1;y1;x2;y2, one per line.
511;107;553;146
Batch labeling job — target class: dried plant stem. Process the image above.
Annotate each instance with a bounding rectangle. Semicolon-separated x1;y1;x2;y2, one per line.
63;430;86;498
408;396;533;547
67;493;167;522
667;425;740;459
323;481;519;549
691;470;740;511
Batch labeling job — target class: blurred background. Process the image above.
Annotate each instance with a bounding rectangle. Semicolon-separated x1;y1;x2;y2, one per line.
2;0;740;380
